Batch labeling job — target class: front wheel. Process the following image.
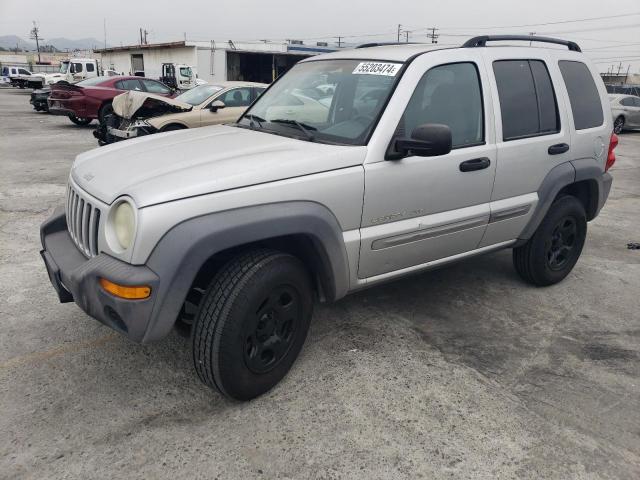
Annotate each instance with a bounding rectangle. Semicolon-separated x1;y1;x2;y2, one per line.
513;195;587;286
68;115;92;126
613;116;625;134
192;249;313;401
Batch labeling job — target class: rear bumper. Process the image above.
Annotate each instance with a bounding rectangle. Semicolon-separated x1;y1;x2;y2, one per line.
48;98;90;118
40;207;160;342
598;172;613;215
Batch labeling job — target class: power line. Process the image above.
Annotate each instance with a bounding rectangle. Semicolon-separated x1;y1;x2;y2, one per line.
408;11;640;31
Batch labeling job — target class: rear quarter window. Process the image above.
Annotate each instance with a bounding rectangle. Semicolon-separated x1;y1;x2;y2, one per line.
558;61;604;130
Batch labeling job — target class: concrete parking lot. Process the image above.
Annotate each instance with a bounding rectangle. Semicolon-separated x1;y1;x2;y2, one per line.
0;86;638;479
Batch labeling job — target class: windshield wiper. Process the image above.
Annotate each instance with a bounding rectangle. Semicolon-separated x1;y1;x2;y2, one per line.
244;114;265;129
270;118;316;141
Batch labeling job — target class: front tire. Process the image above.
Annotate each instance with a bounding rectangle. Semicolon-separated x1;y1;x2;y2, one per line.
192;249;313;401
68;114;92;126
613;116;625;134
513;195;587;286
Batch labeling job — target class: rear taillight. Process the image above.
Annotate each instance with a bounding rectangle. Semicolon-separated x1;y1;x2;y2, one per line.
606;133;618;172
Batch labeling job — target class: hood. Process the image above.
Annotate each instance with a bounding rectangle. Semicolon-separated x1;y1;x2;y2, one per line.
113;90;192;120
71;125;366;207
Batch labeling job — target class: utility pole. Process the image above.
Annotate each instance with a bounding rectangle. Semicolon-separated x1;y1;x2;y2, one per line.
405;30;410;43
103;18;107;49
140;28;143;45
427;27;439;44
397;24;402;43
529;31;536;46
624;64;630;84
336;36;343;48
30;21;41;63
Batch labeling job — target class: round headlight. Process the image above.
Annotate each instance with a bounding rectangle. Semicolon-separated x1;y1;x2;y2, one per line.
113;201;135;250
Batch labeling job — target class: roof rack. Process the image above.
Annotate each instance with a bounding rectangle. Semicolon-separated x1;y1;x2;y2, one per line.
355;42;423;49
462;35;581;52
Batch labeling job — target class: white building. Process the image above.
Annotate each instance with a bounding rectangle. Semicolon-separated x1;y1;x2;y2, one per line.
94;40;335;84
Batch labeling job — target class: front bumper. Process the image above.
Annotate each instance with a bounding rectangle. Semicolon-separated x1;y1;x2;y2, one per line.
40;207;160;342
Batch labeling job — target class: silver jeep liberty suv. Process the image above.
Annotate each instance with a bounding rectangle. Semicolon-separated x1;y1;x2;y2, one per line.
41;35;617;400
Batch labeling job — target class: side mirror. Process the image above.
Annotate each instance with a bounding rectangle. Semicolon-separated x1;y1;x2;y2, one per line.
209;100;226;112
390;124;452;159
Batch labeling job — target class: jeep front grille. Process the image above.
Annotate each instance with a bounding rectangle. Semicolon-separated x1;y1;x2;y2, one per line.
66;185;101;257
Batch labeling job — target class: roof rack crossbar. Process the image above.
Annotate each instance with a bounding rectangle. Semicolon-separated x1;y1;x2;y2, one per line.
462;35;581;52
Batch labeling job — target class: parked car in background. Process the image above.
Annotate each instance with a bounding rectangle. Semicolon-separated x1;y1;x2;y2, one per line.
48;75;175;126
95;81;266;144
610;94;640;133
30;86;51;112
3;66;34;88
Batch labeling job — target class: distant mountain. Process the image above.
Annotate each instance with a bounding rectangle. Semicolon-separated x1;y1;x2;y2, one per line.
0;35;35;51
47;37;106;51
0;35;107;52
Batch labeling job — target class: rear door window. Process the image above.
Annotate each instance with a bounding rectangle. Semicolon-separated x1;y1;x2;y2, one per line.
86;63;95;73
493;60;560;141
141;79;171;95
558;60;604;130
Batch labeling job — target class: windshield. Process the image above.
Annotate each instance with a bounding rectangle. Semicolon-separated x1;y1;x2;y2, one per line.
59;62;69;74
239;59;402;145
180;66;193;78
176;84;224;105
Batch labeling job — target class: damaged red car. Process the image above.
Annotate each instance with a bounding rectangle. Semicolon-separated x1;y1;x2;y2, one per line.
47;76;175;126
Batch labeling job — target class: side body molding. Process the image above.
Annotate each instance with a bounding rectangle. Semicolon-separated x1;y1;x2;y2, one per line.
143;201;351;342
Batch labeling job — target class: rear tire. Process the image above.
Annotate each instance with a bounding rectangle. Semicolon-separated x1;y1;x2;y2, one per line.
191;249;313;401
68;115;92;126
513;195;587;286
613;116;625;134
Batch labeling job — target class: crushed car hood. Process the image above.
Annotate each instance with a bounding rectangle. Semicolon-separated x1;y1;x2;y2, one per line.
112;90;192;120
71;125;366;207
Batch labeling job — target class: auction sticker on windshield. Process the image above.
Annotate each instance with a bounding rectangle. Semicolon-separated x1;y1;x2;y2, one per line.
352;62;401;76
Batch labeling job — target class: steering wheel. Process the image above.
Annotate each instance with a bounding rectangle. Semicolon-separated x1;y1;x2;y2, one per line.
352;114;374;125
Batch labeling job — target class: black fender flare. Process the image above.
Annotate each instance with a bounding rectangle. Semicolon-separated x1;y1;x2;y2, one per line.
517;159;611;243
142;201;351;342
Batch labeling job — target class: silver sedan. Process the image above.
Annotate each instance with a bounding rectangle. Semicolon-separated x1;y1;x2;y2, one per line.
610;94;640;134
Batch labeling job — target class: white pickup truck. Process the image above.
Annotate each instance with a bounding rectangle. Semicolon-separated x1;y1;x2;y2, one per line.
20;58;100;89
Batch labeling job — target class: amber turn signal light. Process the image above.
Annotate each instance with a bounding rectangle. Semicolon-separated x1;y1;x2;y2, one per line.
99;278;151;299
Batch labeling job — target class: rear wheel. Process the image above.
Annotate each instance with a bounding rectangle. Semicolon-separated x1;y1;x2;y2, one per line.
68;114;92;126
613;116;625;134
513;195;587;286
191;249;313;401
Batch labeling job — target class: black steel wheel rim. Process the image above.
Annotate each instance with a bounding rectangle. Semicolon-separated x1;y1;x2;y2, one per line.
546;216;577;271
243;284;301;374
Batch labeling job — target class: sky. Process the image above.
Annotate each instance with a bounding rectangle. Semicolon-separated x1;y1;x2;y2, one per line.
1;0;639;74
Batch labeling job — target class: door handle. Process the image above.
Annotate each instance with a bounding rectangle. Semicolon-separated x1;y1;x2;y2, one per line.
548;143;570;155
459;157;491;172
